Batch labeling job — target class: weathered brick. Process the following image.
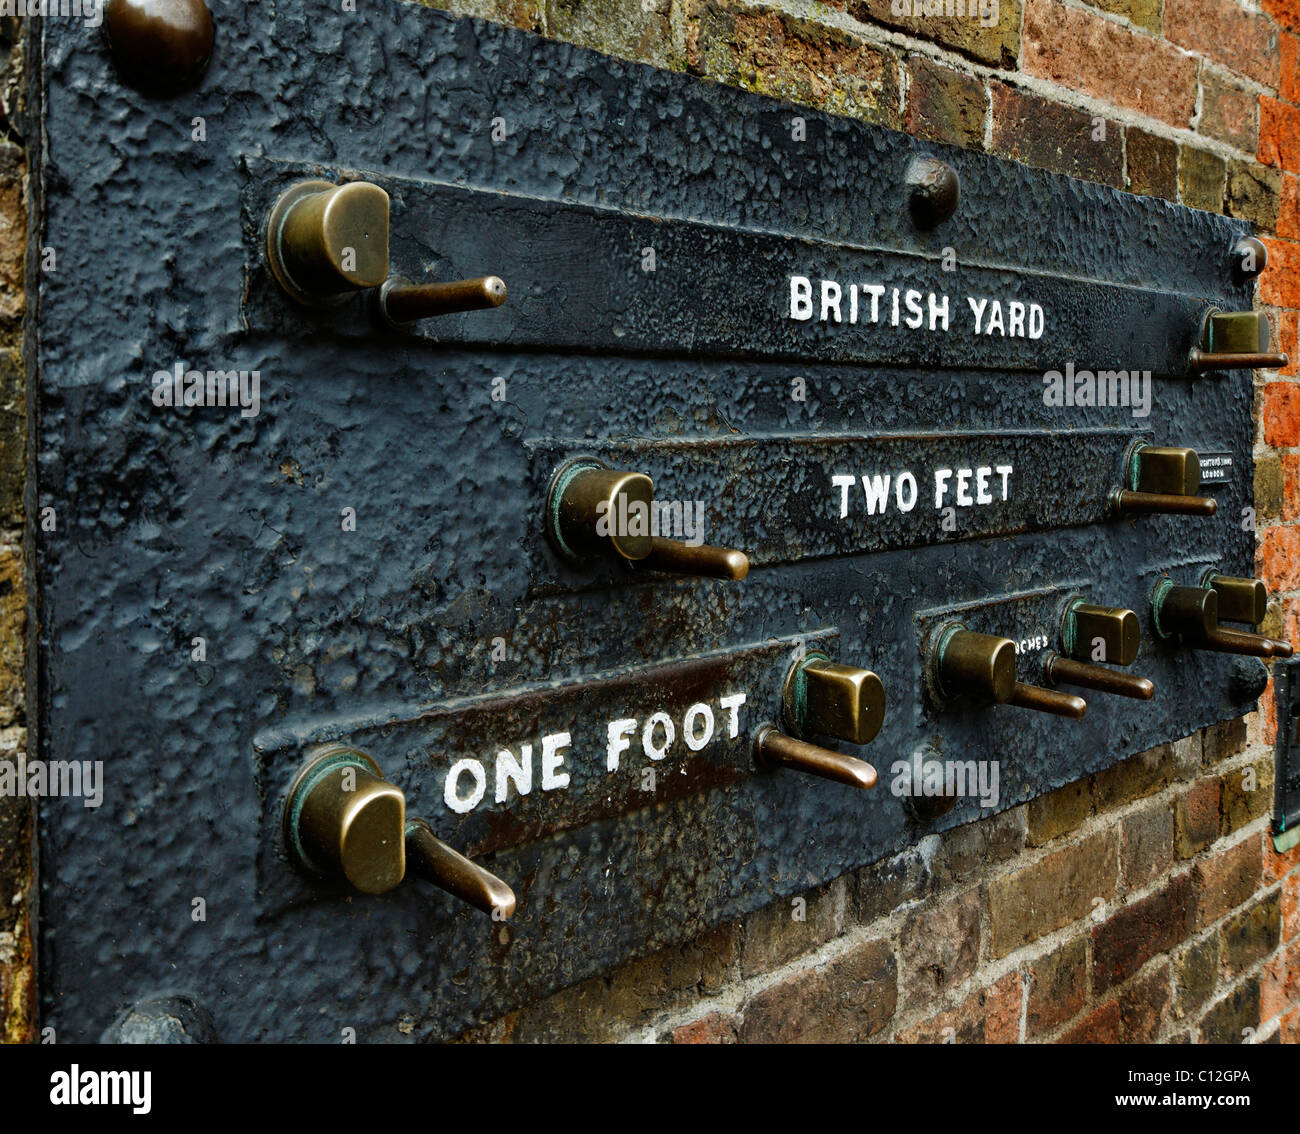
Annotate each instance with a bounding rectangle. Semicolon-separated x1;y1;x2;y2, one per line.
1282;176;1300;240
1284;1006;1300;1043
1283;30;1300;103
0;547;23;730
1166;0;1281;88
0;351;22;527
1080;0;1158;32
901;888;980;1010
931;805;1026;889
1266;826;1300;882
1226;160;1282;229
1174;779;1220;860
671;1012;737;1043
1022;0;1196;126
1174;934;1221;1017
737;937;896;1043
688;4;902;126
846;0;1021;68
545;0;677;68
904;56;985;149
1257;454;1284;520
1058;999;1122;1043
419;0;544;31
989;830;1119;957
1027;779;1091;847
1026;936;1087;1037
741;877;845;977
1284;873;1300;941
1202;72;1260;153
1220;893;1282;977
1261;938;1300;1022
1179;145;1226;211
990;83;1123;189
1123;797;1174;886
1198;978;1260;1043
1091;743;1172;811
1125;127;1178;201
1219;756;1274;836
1204;717;1249;768
1261;97;1300;173
1120;962;1170;1042
1092;873;1194;994
853;844;932;925
1171;734;1201;782
896;971;1022;1044
1193;837;1263;929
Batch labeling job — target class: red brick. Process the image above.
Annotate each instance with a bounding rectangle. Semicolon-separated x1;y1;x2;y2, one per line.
1175;780;1220;859
672;1012;737;1043
1259;525;1300;594
1261;98;1300;174
1282;32;1300;103
1022;0;1197;127
1266;0;1300;36
1058;999;1122;1043
1263;382;1300;446
1193;837;1264;929
1166;0;1281;88
1271;309;1300;376
1092;873;1194;993
1262;681;1278;746
1260;239;1300;308
846;0;1021;68
897;971;1022;1044
1262;939;1300;1022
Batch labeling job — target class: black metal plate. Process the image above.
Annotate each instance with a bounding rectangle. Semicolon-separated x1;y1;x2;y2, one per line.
34;2;1258;1041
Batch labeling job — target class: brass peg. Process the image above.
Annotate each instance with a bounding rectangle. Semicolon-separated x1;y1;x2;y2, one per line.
1203;572;1267;625
265;180;391;307
783;652;886;746
1152;580;1293;658
284;748;406;895
1188;309;1290;372
1062;601;1140;667
1114;445;1216;517
405;819;516;920
1046;655;1155;701
754;725;878;791
378;275;507;327
546;459;750;580
932;625;1086;717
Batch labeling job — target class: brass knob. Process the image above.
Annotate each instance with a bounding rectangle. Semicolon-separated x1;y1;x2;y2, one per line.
1188;308;1290;372
284;748;406;894
754;725;877;791
1153;581;1292;658
265;180;391;306
546;460;749;580
932;625;1086;718
1062;601;1140;667
1114;445;1216;517
782;652;885;746
405;819;516;920
378;275;508;326
105;0;214;93
1203;572;1267;625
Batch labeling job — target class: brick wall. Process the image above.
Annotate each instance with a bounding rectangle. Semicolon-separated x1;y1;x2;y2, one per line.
413;0;1300;1043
